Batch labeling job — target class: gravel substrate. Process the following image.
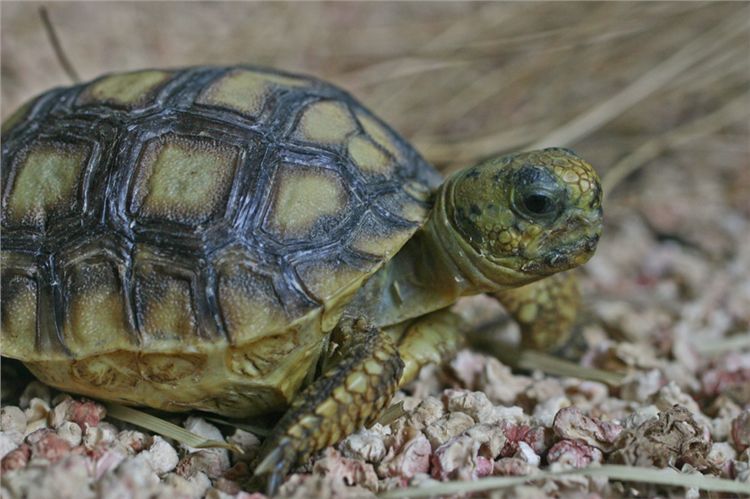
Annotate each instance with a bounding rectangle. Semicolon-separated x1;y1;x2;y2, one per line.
2;141;750;498
1;3;748;498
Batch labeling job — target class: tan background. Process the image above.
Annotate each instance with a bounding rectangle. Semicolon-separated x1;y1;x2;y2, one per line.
2;1;748;270
3;2;748;172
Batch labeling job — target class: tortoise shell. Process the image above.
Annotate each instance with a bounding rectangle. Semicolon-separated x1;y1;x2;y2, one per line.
1;66;441;416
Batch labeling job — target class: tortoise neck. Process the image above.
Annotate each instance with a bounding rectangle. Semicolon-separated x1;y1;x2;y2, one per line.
350;181;523;329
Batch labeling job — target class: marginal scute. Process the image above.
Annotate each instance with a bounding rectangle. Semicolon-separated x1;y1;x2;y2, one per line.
0;272;37;358
130;134;240;225
356;111;404;161
138;353;206;383
379;191;429;223
265;165;349;239
77;70;172;108
293;100;357;144
70;351;141;389
349;212;415;258
4;141;89;227
347;135;392;174
63;260;134;355
228;332;298;378
1;99;33;135
215;255;287;344
197;68;306;118
296;258;367;304
134;257;198;345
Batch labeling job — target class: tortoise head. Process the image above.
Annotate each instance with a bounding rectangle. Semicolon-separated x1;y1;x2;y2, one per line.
438;148;602;287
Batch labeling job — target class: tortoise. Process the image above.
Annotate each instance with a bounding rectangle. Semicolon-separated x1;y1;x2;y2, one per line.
1;66;602;492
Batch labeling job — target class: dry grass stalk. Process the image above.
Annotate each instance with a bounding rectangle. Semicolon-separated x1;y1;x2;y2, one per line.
528;11;749;150
602;91;750;195
379;464;750;498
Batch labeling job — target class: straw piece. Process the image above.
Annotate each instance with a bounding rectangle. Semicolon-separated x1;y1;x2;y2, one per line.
602;91;749;195
105;403;243;453
379;464;750;498
528;12;749;149
202;416;272;438
517;350;625;386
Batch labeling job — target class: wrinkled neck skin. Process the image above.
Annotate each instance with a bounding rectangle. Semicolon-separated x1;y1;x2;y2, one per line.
349;177;542;329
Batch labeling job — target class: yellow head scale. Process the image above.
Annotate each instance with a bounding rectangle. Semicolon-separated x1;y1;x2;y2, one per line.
445;148;602;281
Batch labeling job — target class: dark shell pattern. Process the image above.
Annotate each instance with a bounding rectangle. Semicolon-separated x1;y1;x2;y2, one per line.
1;67;440;415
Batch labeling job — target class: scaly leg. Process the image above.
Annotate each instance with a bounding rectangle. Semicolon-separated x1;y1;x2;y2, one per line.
395;309;465;386
253;318;403;495
493;270;581;352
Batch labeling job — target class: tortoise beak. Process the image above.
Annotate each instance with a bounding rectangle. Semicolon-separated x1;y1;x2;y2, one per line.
536;209;602;272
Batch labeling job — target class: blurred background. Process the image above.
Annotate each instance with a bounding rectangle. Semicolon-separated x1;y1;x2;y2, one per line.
2;1;749;353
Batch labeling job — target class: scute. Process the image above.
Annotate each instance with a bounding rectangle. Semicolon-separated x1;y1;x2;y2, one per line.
296;256;375;304
4;140;90;228
214;250;289;345
134;258;199;346
196;68;307;119
348;211;417;259
347;135;393;175
0;65;440;416
130;134;241;225
264;164;350;240
0;272;38;359
62;259;134;356
356;110;406;162
293;100;357;144
77;69;173;109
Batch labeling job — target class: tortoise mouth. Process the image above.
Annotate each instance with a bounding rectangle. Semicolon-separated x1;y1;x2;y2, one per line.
519;234;600;275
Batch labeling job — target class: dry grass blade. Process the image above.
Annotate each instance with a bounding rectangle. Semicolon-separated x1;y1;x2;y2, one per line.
528;11;750;149
38;6;80;83
693;333;750;356
343;58;471;90
372;12;511;117
468;329;624;385
374;401;407;427
378;464;750;498
202;416;271;438
517;350;625;386
105;403;243;453
602;91;750;195
416;120;554;167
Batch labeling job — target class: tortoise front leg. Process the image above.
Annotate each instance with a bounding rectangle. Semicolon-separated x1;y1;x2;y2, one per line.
253;318;403;495
394;309;466;386
493;270;581;352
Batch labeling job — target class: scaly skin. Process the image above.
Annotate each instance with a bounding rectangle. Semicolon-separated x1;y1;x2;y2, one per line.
255;148;603;495
494;270;581;352
253;318;403;495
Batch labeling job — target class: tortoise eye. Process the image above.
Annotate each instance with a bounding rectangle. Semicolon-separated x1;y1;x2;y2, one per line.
522;193;555;215
512;187;561;222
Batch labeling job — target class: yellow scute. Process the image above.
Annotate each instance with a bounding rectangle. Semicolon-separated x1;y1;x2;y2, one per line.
356;111;403;161
0;274;37;358
5;142;88;227
267;167;347;238
132;135;239;224
197;69;306;117
293;101;357;144
350;227;413;258
348;135;392;174
79;70;171;107
215;256;287;344
297;263;364;303
63;261;134;355
135;267;198;345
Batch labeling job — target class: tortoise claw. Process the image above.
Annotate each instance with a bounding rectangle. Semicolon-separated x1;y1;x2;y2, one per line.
254;441;294;496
